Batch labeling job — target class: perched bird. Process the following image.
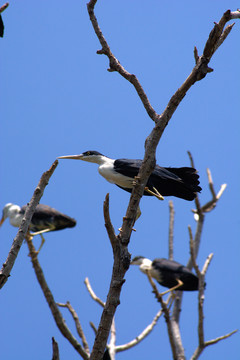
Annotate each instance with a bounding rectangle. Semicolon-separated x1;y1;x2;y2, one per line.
131;256;200;294
0;203;77;252
58;151;201;201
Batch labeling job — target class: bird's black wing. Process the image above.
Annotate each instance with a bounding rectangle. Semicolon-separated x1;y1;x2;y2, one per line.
152;258;199;291
114;159;142;178
114;160;201;200
21;204;76;232
148;166;201;200
113;159;143;193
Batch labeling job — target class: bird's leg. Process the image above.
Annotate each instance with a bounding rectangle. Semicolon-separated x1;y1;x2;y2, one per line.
160;279;183;296
30;228;51;236
37;234;46;253
145;187;164;201
28;229;50;254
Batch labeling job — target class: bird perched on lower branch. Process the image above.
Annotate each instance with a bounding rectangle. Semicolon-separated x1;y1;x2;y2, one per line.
0;203;76;252
131;256;201;295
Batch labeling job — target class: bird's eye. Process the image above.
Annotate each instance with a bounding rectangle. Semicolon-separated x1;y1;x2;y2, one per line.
87;151;90;156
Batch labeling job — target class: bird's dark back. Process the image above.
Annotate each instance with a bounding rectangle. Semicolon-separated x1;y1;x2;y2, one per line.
152;258;199;291
21;204;76;232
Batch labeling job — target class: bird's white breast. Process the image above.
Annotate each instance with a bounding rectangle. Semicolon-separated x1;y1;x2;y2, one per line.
9;212;23;227
98;160;133;188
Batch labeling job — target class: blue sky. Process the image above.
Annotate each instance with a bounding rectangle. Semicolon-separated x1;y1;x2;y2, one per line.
1;1;239;359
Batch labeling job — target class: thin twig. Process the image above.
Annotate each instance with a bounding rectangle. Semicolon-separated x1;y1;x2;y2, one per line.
0;2;8;13
191;330;238;360
25;233;89;360
103;194;117;249
200;169;227;213
109;318;116;360
187;151;202;214
87;0;157;121
0;160;58;289
115;308;163;352
168;200;175;261
204;330;238;346
146;271;179;360
188;226;201;278
90;322;98;336
57;301;90;355
84;277;105;307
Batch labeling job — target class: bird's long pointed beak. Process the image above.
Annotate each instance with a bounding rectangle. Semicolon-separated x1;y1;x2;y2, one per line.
57;154;84;160
0;217;5;226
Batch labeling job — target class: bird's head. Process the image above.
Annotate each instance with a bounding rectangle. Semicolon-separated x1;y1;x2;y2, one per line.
58;151;105;164
0;203;20;226
131;256;146;265
131;256;152;274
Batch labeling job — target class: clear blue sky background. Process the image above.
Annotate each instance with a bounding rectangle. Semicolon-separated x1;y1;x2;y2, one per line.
1;1;239;359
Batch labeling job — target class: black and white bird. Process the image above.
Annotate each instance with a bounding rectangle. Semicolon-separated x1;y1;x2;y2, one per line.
0;203;77;251
131;256;200;294
58;151;201;201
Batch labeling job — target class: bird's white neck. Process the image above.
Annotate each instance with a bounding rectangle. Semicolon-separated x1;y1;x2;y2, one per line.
84;154;112;165
139;258;153;274
3;204;23;227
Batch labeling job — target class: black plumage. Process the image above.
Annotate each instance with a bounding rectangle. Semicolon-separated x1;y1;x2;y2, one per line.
114;159;201;201
20;204;76;232
151;258;199;291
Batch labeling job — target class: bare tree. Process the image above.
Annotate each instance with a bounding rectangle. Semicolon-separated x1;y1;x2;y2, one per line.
0;3;239;360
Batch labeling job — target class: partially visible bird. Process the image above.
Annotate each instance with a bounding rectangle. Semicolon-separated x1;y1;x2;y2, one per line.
131;256;200;295
58;151;201;201
0;203;77;252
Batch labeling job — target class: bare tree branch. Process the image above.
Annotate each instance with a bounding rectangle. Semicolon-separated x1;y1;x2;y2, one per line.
86;4;239;358
85;276;164;355
52;337;60;360
108;318;116;360
90;322;98;336
57;301;90;356
0;160;58;289
204;330;238;347
25;233;89;360
115;308;163;352
0;2;8;13
191;326;237;360
188;226;202;279
189;227;213;350
103;194;117;249
172;160;227;325
87;0;157;121
200;169;227;213
168;200;175;261
84;277;105;308
145;271;181;360
230;9;240;19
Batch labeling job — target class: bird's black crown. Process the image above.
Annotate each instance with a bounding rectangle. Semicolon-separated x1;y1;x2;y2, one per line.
82;151;103;156
132;255;145;262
